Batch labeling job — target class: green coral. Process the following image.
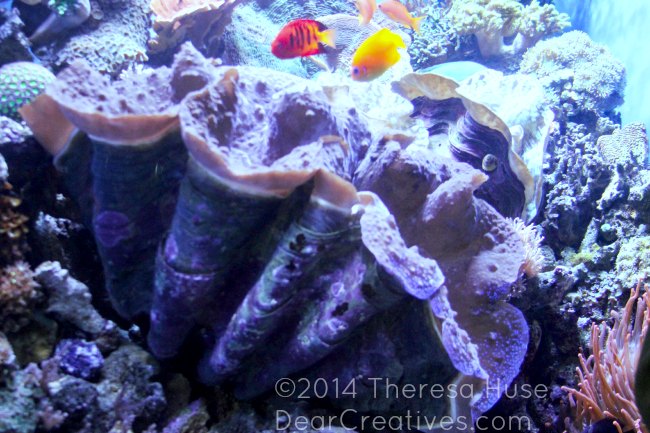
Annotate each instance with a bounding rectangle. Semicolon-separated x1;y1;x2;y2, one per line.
568;244;600;266
0;62;55;122
615;236;650;289
47;0;77;16
446;0;570;58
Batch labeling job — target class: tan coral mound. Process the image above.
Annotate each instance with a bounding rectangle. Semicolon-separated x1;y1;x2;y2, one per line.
597;123;648;167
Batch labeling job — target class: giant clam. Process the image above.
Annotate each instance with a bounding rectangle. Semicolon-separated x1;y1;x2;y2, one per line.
22;44;531;426
393;62;553;220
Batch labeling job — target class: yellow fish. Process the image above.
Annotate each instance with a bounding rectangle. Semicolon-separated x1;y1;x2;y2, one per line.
350;28;406;81
378;0;424;33
355;0;377;25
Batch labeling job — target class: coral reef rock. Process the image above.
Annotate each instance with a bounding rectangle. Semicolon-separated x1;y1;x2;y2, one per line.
29;0;91;45
0;6;34;64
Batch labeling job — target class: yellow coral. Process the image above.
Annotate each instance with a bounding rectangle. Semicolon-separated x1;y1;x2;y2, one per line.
518;0;571;41
446;0;569;58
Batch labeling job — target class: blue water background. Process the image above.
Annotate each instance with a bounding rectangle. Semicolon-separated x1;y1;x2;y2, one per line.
555;0;650;131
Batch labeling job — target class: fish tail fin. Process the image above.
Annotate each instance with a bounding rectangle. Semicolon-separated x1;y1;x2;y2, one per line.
320;29;337;48
307;56;331;72
412;16;424;34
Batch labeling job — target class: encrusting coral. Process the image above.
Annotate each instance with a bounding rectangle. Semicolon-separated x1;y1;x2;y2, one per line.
22;43;532;424
0;182;28;264
446;0;570;58
563;281;649;433
52;0;149;77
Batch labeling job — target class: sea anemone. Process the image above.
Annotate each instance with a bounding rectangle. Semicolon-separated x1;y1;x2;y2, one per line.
563;280;650;433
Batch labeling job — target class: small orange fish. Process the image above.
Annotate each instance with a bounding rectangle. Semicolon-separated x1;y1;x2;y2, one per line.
350;28;406;81
378;0;424;33
355;0;377;25
271;19;336;59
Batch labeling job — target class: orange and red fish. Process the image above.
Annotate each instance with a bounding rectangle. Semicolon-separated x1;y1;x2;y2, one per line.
378;0;424;33
355;0;377;25
271;19;336;59
350;28;406;81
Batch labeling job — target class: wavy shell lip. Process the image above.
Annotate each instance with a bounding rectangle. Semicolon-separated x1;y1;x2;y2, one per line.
358;191;445;300
180;67;359;208
19;93;76;156
45;60;180;146
393;71;514;147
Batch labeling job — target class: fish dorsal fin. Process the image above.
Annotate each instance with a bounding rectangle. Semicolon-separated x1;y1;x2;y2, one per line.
315;20;329;33
377;28;406;49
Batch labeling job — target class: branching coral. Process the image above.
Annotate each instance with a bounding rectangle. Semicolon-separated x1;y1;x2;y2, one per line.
446;0;570;58
408;3;459;70
563;281;650;433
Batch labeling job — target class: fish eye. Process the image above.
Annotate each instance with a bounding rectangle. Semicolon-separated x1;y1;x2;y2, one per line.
352;67;359;75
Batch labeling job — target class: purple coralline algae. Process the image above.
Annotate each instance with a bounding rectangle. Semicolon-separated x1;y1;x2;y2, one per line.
22;43;531;425
55;339;104;381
